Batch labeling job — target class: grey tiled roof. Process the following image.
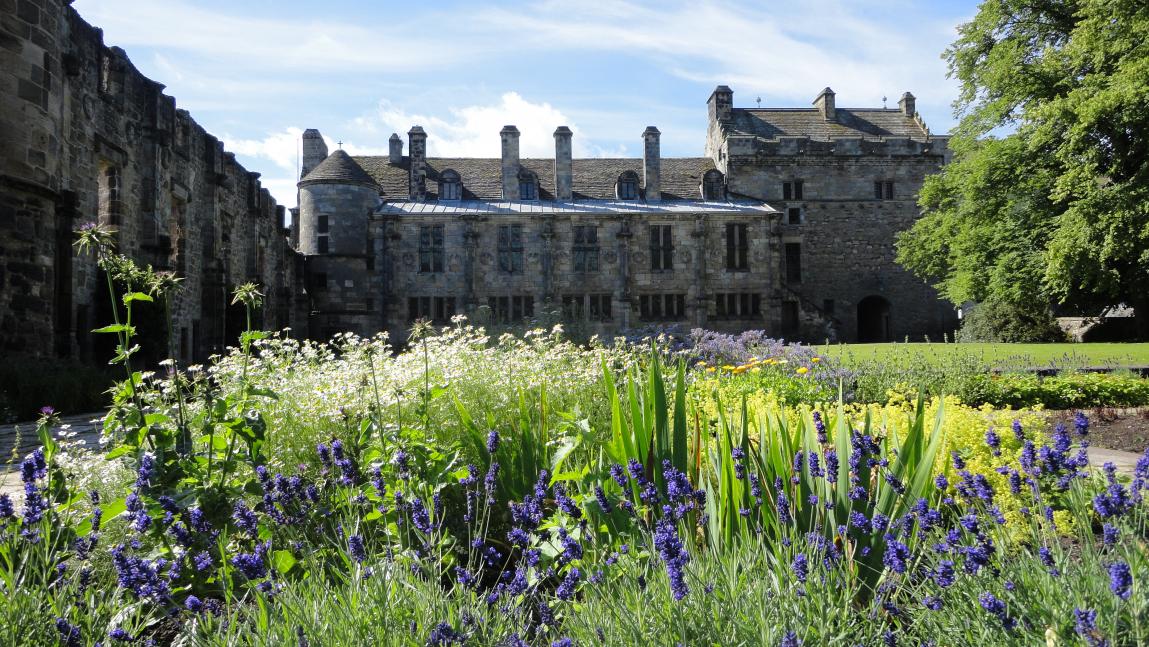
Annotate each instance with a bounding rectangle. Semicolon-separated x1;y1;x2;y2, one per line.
353;156;718;202
375;199;776;216
299;150;378;188
729;108;928;141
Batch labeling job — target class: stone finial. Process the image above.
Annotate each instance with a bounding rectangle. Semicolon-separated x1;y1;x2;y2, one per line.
708;85;733;123
301;128;328;180
814;87;836;122
408;126;427;200
642;126;661;203
553;126;573;202
388;133;402;164
898;92;916;117
500;125;520;200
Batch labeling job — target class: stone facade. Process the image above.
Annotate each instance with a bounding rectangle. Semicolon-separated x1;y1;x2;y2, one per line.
301;87;957;343
0;1;303;363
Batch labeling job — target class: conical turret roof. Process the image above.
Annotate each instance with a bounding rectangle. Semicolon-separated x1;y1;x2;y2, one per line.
298;149;378;188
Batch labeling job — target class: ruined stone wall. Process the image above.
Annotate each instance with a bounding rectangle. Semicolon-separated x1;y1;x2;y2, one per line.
0;0;301;363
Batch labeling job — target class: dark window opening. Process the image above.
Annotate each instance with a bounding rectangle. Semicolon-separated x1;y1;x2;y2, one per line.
317;235;329;254
497;224;524;274
518;170;538;200
639;293;686;321
617;171;639;200
782;301;800;334
702;170;724;200
785;242;802;283
715;293;762;319
419;224;445;273
650;224;674;271
725;223;749;271
317;215;329;233
572;225;599;272
440;170;462;201
488;295;535;323
562;294;612;322
874;180;894;200
409;296;456;323
783;180;804;201
787;207;802;225
309;272;327;291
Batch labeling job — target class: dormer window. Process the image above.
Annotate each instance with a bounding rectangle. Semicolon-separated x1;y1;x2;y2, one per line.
440;169;461;201
702;169;725;200
617;171;639;200
518;169;538;200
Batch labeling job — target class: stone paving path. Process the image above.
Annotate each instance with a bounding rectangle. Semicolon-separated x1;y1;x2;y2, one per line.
0;412;105;498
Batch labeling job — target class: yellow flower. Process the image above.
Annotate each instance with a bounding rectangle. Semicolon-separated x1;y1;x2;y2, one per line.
751;367;761;373
811;357;822;363
706;366;717;373
749;356;759;362
796;366;809;375
732;366;747;374
721;365;735;371
696;360;708;367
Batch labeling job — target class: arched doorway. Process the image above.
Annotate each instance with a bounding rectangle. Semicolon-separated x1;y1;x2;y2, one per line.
857;295;891;342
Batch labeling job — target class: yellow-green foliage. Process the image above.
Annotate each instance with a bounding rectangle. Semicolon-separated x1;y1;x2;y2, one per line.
691;386;1053;535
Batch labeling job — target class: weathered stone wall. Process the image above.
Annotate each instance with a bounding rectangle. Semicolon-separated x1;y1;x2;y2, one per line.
715;132;958;342
373;210;781;343
0;0;302;363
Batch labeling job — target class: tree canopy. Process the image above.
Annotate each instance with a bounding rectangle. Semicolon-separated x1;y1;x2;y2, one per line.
896;0;1149;337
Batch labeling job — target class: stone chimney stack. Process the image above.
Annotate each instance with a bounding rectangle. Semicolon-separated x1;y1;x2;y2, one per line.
642;126;661;203
708;85;733;124
553;126;573;201
408;126;427;200
301;128;328;180
500;125;520;199
898;92;916;117
388;133;403;163
814;87;836;122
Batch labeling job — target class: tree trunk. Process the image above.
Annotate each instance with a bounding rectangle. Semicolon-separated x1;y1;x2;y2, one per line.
1133;294;1149;341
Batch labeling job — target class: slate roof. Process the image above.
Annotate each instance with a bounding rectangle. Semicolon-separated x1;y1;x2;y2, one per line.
375;199;776;216
729;108;928;141
353;156;718;202
299;150;378;188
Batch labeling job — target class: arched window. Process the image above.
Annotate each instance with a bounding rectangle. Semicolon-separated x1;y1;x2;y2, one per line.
439;169;461;201
702;169;725;200
518;169;538;200
616;171;639;200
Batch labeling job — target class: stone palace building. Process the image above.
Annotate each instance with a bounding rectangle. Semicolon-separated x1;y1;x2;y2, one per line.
297;86;957;344
1;0;957;366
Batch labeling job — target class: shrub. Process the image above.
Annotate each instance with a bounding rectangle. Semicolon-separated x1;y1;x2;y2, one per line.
957;298;1067;343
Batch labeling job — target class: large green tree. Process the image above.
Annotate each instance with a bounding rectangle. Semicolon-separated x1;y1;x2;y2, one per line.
897;0;1149;338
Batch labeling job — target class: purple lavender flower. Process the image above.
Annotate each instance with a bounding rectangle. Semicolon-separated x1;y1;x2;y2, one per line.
426;622;464;646
922;596;944;611
135;452;157;489
109;628;132;642
486;430;501;455
824;449;838;483
556;567;581;600
232;501;259;535
193;551;213;572
1109;562;1132;599
55;618;81;647
780;631;802;647
594;486;612;514
978;591;1015;629
0;494;13;519
185;595;204;613
1102;523;1119;546
883;540;910;574
984;428;1001;456
813;411;827;444
791;553;808;583
609;463;627;487
348;534;367;563
653;516;690;600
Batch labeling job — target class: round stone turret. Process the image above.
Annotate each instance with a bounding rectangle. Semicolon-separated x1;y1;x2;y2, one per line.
297;150;379;256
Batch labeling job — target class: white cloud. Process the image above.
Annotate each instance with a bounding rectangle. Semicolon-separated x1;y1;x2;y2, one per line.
346;92;627;158
223;128;305;176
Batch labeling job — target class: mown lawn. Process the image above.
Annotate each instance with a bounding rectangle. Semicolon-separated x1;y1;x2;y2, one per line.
818;342;1149;369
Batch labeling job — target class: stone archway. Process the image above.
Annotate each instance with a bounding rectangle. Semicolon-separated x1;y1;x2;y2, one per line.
857;295;891;342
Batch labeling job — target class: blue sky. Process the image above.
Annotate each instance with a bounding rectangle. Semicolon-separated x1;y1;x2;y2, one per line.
71;0;978;207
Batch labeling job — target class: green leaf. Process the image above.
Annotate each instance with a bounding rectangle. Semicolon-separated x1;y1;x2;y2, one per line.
122;292;154;304
92;324;131;334
271;549;297;575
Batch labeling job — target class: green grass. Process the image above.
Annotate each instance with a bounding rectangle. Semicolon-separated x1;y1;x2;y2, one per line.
819;342;1149;369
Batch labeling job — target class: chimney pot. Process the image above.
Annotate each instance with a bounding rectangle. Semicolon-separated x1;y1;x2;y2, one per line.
708;85;734;123
501;125;521;199
300;128;328;180
553;126;573;201
898;91;916;117
814;87;836;122
388;133;402;164
643;126;661;202
408;126;428;201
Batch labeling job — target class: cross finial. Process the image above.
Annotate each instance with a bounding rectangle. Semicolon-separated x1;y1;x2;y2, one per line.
882;96;887;108
337;140;344;149
756;96;762;108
